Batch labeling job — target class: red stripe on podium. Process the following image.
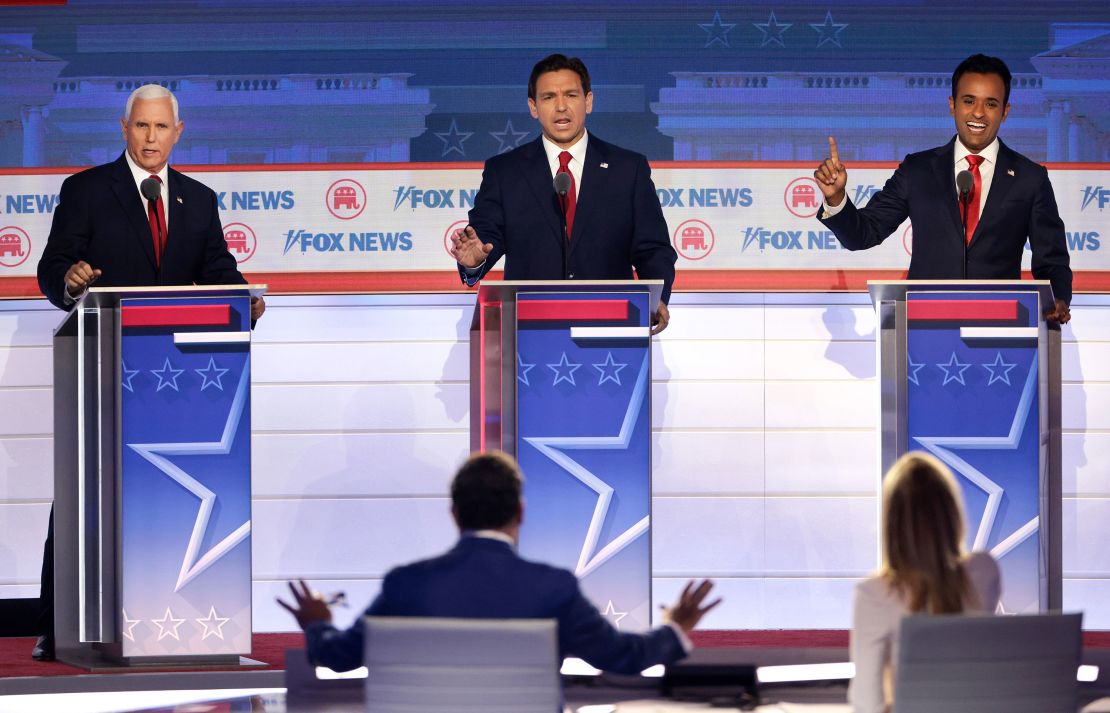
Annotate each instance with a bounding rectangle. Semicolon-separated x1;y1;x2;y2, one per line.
907;300;1018;321
517;300;629;322
121;304;231;328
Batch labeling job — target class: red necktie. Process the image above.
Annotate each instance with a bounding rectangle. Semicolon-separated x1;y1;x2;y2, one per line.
964;154;984;245
557;151;576;239
146;174;166;266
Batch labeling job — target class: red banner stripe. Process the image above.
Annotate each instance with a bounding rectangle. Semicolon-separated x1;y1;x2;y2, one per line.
518;300;629;322
121;304;231;328
907;300;1018;321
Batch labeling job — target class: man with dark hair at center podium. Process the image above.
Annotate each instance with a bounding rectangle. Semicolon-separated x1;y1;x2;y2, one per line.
449;53;677;334
279;451;719;674
813;53;1072;323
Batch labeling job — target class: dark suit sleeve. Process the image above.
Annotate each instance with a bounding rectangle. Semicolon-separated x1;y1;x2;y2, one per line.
459;160;507;285
820;159;912;251
556;571;685;674
303;572;399;672
1027;166;1072;304
197;189;247;286
630;155;677;304
37;176;88;310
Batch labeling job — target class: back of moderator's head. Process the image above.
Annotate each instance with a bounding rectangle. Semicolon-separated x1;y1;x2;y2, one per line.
450;450;524;531
881;451;969;612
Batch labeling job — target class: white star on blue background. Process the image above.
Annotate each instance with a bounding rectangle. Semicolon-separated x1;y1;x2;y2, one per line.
435;118;473;157
128;369;252;592
121;361;140;392
982;352;1018;386
547;352;582;386
810;10;848;48
699;11;736;48
490;119;530;154
937;351;972;386
907;355;926;386
195;357;230;391
151;358;185;392
754;10;792;47
523;353;651;578
593;352;628;386
517;353;535;386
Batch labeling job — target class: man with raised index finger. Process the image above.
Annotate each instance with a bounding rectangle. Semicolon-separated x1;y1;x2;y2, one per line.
813;53;1072;323
449;53;677;334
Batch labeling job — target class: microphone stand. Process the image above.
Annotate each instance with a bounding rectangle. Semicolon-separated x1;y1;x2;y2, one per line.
958;190;969;280
557;191;569;280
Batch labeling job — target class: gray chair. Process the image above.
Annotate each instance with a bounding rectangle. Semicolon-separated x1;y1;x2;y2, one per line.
363;616;560;713
893;612;1083;713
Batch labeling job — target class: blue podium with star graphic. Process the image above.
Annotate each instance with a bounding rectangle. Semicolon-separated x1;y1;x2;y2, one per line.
51;284;264;667
470;280;663;632
869;280;1062;614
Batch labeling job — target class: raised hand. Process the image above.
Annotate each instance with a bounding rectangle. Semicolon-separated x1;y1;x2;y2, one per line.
276;579;333;631
449;225;493;268
663;579;721;634
813;136;848;207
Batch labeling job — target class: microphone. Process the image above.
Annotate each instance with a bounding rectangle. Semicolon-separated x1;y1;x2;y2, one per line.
140;177;165;265
955;170;974;280
552;172;572;279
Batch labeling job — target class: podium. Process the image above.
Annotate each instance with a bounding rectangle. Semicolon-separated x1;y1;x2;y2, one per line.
869;280;1062;613
470;280;662;631
52;284;264;666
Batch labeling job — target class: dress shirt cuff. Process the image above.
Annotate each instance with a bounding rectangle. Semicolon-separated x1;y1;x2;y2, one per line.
63;279;86;306
820;197;847;219
665;622;694;654
462;261;484;275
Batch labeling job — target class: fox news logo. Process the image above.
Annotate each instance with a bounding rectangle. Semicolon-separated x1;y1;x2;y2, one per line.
655;187;753;208
283;229;413;255
4;193;59;215
853;185;880;207
216;190;294;211
393;186;478;211
741;226;843;252
1081;186;1109;211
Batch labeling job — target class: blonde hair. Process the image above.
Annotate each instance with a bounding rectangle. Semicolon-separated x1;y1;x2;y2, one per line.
880;451;975;614
124;84;180;125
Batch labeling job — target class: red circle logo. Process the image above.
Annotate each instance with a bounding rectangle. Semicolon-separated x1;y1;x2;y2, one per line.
444;219;469;259
0;226;31;268
326;179;367;220
902;225;913;256
784;177;821;218
673;219;715;261
223;222;257;263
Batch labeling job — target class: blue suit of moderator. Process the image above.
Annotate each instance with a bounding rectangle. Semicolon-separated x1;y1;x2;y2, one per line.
819;138;1072;303
461;135;677;303
304;537;685;674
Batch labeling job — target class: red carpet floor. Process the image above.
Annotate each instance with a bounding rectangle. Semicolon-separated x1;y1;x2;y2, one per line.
2;630;1107;679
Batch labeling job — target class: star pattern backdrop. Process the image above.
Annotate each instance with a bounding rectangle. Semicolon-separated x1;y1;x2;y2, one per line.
515;291;653;631
119;296;253;657
906;291;1043;614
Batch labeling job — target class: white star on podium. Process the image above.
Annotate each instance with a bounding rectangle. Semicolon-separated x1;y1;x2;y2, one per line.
121;609;141;642
195;605;231;640
602;600;629;629
152;607;185;641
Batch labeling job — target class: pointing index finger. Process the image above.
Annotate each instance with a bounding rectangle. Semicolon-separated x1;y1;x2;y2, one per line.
828;136;841;166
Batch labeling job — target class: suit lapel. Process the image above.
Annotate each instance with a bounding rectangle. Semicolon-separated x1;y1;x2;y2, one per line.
516;139;566;248
970;141;1017;246
568;139;605;254
109;154;158;270
930;140;965;245
166;168;184;262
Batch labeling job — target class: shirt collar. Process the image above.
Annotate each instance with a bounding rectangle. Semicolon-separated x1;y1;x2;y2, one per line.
540;130;588;168
463;529;517;548
123;149;169;186
954;137;999;168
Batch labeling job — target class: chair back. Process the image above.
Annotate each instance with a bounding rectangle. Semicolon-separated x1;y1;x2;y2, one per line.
363;616;560;713
893;612;1083;713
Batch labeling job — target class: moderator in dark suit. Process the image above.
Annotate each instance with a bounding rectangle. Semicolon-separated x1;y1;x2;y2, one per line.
462;133;677;303
304;535;686;674
818;137;1072;304
37;152;246;308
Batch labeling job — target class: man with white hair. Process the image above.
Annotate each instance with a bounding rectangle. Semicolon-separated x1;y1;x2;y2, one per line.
32;84;263;660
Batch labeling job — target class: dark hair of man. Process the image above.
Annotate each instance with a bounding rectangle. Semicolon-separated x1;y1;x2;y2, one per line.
451;451;524;530
951;53;1012;105
528;53;592;101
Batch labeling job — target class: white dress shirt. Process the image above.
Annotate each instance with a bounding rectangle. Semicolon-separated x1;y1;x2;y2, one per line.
848;551;1001;713
821;137;1001;220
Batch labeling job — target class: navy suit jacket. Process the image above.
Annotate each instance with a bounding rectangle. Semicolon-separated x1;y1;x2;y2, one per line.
305;536;686;674
461;135;677;303
819;138;1072;303
37;153;245;309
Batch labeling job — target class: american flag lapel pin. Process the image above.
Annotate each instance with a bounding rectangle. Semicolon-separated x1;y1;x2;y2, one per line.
176;196;184;203
1007;169;1015;176
600;162;609;169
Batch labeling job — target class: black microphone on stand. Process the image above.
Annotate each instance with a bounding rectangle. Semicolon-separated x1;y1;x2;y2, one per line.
553;172;572;279
140;177;165;265
956;170;974;280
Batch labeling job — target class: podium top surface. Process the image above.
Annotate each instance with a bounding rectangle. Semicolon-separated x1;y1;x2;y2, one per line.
867;280;1054;307
475;279;663;304
77;284;267;309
